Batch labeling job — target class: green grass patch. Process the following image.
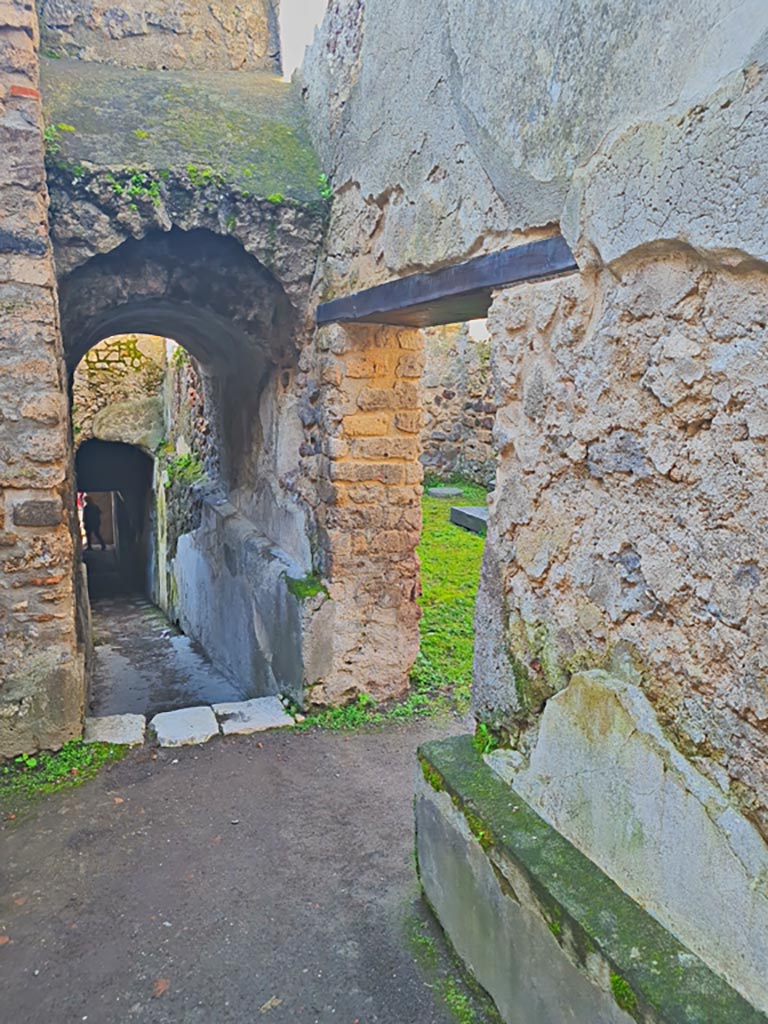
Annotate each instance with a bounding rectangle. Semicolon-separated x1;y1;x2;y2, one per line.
406;912;502;1024
412;480;487;714
0;740;127;818
297;478;487;730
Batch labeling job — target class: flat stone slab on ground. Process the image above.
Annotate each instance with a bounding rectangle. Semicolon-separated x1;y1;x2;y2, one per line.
150;706;219;747
427;486;464;498
212;696;294;736
450;506;489;534
84;714;146;746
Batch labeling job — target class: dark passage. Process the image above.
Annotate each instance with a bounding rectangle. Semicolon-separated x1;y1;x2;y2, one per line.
75;439;154;598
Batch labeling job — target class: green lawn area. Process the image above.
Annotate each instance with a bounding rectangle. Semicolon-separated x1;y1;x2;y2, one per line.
299;478;488;729
411;480;487;714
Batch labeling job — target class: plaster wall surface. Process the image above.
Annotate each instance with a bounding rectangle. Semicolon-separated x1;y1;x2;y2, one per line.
0;0;84;755
304;0;768;274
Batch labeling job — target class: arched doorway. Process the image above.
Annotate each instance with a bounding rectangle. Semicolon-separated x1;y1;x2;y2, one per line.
61;228;316;712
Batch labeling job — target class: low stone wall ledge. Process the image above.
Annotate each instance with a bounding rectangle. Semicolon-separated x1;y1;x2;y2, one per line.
415;735;767;1024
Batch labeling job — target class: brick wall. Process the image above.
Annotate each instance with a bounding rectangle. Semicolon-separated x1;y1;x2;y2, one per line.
0;0;84;755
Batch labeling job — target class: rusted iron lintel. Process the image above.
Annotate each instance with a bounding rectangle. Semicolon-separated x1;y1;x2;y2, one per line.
315;235;578;328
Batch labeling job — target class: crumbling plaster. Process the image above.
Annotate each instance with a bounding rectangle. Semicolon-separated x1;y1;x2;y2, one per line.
304;0;768;277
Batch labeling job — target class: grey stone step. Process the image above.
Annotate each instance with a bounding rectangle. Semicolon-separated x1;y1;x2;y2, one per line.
212;696;294;736
84;713;146;746
149;706;219;747
450;506;489;534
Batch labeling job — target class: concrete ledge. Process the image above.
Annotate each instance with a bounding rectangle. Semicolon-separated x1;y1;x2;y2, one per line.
416;736;767;1024
449;506;488;534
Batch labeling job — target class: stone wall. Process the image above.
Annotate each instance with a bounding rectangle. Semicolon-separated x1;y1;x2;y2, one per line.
0;0;84;756
420;323;495;487
304;0;768;1012
37;0;280;72
72;334;165;452
295;321;424;705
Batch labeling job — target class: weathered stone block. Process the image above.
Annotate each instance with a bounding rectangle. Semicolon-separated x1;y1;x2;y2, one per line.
149;706;219;747
417;737;766;1024
508;671;768;1014
12;499;62;527
212;696;293;736
84;714;145;746
394;410;423;433
342;412;391;436
352;436;421;461
449;506;488;534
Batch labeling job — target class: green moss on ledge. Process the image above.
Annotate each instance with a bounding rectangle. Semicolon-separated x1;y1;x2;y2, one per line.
417;735;767;1024
40;59;323;202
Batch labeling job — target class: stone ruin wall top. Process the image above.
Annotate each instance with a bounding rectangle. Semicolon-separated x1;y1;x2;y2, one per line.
37;0;281;72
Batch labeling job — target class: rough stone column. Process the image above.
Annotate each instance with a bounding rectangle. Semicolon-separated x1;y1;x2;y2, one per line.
305;322;424;705
0;0;84;755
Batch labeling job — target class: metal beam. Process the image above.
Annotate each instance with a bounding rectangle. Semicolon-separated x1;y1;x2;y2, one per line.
316;235;578;328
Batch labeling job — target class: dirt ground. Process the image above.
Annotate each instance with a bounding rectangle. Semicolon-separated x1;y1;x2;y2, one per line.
0;719;498;1024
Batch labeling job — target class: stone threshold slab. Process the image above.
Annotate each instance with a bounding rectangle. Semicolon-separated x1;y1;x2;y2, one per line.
416;735;766;1024
85;698;296;749
147;697;296;747
84;714;146;746
449;506;488;534
212;696;294;735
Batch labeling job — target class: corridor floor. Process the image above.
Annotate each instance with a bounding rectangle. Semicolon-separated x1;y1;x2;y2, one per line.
0;720;497;1024
89;595;246;717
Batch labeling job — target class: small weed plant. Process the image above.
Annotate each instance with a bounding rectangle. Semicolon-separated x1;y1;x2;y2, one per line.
164;452;205;488
43;121;75;156
0;740;126;816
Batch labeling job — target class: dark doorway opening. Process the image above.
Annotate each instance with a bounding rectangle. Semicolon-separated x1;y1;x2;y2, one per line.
75;440;154;598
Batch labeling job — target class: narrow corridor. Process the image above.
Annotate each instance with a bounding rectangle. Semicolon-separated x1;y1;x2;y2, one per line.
89;595;246;717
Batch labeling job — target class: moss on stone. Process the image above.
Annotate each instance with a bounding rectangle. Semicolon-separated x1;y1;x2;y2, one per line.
283;573;328;601
419;755;444;793
40;59;323;202
610;973;638;1014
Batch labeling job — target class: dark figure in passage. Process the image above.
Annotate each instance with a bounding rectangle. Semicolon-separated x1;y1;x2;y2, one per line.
83;495;106;551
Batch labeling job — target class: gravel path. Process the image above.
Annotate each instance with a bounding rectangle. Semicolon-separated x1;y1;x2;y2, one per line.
0;719;498;1024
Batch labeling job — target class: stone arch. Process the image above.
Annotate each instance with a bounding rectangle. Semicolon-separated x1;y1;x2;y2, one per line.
60;228;299;494
60;227;297;373
61;227;319;704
